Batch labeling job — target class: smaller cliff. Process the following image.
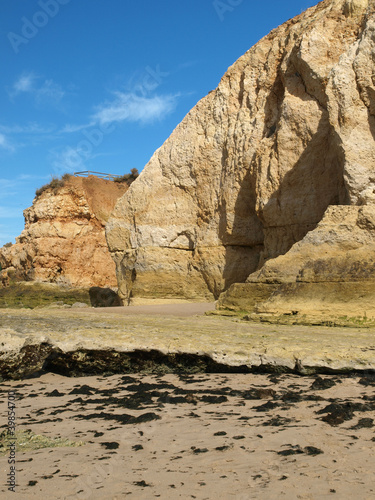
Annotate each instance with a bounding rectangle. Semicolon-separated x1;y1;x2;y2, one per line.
0;175;128;289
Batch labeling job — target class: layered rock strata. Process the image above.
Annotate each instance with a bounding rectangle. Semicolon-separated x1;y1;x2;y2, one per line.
107;0;375;311
0;176;128;288
1;308;374;379
219;205;375;317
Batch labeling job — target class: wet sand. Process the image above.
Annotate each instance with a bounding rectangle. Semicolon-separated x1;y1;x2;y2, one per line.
1;371;375;499
90;302;216;317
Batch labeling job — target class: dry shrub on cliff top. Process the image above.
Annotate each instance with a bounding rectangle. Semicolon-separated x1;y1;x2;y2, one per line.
35;173;72;198
114;168;139;185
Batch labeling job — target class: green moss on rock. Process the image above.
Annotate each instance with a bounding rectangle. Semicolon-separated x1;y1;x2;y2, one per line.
0;282;90;309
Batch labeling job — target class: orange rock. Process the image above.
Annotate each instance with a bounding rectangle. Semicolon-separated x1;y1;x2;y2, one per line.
0;175;128;288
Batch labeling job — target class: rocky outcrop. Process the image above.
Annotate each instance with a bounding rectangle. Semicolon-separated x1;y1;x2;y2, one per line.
219;205;375;317
1;308;375;379
107;0;375;311
0;176;128;288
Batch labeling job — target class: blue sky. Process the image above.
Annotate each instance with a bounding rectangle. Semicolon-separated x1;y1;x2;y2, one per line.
0;0;316;246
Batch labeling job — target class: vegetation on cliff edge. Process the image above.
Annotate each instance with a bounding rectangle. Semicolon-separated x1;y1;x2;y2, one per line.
114;168;139;184
35;173;72;197
34;168;139;198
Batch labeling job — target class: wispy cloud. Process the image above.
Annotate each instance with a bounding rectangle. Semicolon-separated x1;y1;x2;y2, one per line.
0;133;14;152
0;178;17;196
92;92;179;126
51;146;87;172
60;122;95;134
0;231;17;245
0;123;54;135
34;79;65;105
10;72;65;106
50;146;113;176
13;73;36;93
0;174;48;199
58;91;179;139
50;147;106;174
17;174;49;182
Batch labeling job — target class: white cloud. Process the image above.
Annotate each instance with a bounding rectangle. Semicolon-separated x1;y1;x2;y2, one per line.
10;73;65;105
92;92;179;126
13;73;36;93
0;133;14;152
0;179;17;197
0;174;49;199
0;178;15;187
0;232;17;246
60;122;95;134
51;146;86;173
0;123;54;135
0;123;58;153
17;174;49;182
35;79;65;105
51;146;114;177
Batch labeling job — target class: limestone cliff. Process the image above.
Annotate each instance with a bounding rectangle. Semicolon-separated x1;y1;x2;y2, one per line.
219;205;375;317
107;0;375;312
0;176;128;288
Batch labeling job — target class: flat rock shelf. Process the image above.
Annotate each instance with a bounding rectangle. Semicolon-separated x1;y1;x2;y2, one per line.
0;307;375;380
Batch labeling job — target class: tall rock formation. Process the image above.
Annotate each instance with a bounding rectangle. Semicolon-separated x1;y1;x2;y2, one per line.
0;176;128;288
107;0;375;314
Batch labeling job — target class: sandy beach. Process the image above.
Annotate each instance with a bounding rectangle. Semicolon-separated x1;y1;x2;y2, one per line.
1;303;375;498
1;370;375;499
90;302;217;317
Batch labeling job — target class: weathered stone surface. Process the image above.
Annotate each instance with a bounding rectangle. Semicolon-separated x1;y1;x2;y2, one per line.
107;0;375;310
220;205;375;316
1;308;375;379
0;330;53;380
0;176;128;288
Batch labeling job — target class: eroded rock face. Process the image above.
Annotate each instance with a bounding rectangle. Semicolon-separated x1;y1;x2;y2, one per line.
219;206;375;316
0;176;128;288
107;0;375;304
